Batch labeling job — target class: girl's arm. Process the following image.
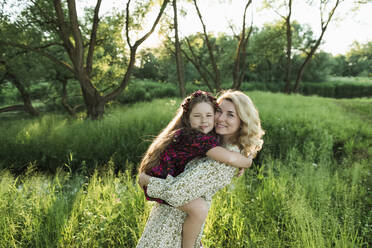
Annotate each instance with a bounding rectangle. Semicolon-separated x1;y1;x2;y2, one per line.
144;156;238;207
206;146;252;168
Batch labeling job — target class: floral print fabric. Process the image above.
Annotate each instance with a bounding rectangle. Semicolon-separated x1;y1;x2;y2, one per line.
136;144;239;248
144;128;219;204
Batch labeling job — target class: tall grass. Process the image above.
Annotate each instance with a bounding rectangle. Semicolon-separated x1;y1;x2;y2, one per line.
0;163;152;248
1;92;371;173
202;155;371;247
0;99;181;173
0;157;370;247
0;91;371;247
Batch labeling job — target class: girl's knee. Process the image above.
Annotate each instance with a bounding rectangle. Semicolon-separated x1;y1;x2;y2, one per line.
188;198;209;221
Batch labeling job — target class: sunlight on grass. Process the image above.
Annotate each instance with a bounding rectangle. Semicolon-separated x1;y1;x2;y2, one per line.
0;92;371;246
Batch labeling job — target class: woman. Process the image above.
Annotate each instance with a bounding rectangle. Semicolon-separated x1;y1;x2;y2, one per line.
137;90;265;248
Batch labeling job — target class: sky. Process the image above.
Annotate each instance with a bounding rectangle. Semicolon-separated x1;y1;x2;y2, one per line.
5;0;372;56
118;0;372;56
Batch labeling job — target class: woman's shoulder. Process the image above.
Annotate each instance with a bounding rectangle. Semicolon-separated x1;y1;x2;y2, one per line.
223;143;240;153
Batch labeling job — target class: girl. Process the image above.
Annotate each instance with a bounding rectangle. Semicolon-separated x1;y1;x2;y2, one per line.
139;90;253;248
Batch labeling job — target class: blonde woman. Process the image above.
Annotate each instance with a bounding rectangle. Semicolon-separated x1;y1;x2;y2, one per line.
137;90;265;248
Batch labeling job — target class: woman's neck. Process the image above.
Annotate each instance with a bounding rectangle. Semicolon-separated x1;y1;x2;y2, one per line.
222;135;233;145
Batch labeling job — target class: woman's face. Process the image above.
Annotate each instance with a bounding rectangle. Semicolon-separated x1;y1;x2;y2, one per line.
215;99;241;141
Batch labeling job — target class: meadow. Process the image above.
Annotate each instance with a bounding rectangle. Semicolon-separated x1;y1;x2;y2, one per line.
0;91;371;247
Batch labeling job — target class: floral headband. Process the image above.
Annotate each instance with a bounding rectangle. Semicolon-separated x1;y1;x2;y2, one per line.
181;90;219;113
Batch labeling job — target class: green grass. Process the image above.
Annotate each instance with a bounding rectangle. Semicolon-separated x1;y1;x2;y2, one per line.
1;92;371;173
0;163;151;247
0;98;181;173
0;156;370;247
0;91;371;247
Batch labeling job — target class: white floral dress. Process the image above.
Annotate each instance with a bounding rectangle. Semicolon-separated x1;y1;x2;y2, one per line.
136;144;239;248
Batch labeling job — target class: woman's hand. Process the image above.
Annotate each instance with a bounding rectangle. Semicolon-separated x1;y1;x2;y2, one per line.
138;172;151;189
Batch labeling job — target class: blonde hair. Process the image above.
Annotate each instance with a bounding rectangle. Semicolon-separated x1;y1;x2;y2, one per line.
138;91;218;173
217;90;265;158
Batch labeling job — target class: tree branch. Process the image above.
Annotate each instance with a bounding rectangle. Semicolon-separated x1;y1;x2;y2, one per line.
86;0;102;76
104;0;170;101
67;0;84;70
53;0;74;55
125;0;132;48
133;0;169;49
193;0;220;89
0;41;74;73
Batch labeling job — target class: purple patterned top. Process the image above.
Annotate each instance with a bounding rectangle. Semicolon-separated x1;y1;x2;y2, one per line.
144;128;220;204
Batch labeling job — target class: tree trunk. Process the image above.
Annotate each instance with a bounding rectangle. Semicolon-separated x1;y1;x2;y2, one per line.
283;0;293;93
180;41;213;91
173;0;186;97
78;75;105;119
55;0;169;119
2;0;169;119
5;72;39;116
232;0;252;90
293;47;316;93
0;105;26;113
59;75;76;116
193;0;221;91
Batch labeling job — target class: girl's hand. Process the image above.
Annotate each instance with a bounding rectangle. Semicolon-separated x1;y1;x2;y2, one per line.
236;154;253;177
246;154;254;168
138;172;151;189
236;168;245;177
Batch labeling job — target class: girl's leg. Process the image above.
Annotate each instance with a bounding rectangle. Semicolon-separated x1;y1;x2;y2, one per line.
178;198;209;248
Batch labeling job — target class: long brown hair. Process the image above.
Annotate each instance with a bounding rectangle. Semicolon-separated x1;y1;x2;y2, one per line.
138;90;218;173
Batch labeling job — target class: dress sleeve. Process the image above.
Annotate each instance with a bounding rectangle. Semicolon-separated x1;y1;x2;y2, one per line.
146;145;239;207
178;130;220;158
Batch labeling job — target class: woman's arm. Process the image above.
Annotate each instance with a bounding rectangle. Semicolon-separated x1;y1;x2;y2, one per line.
206;146;253;168
145;156;238;207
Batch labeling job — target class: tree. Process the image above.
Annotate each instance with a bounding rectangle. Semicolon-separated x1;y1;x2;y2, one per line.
345;41;372;77
0;0;169;119
261;0;345;92
0;17;49;116
0;61;39;116
231;0;253;90
133;49;161;80
172;0;186;97
292;0;343;92
295;51;334;82
193;0;221;90
261;0;293;92
176;0;221;91
245;22;287;83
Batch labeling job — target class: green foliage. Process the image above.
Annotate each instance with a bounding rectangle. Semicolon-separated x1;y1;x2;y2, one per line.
0;91;371;246
345;41;372;77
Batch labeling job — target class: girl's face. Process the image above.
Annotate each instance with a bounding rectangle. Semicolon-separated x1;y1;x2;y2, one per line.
189;102;215;134
215;100;241;141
